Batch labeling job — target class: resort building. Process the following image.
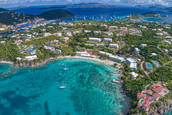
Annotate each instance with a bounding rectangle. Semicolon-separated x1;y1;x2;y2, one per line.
89;37;101;42
66;32;72;37
43;33;51;37
84;30;91;33
56;32;62;37
61;37;69;42
104;32;113;36
104;38;112;43
99;51;112;57
94;31;101;34
109;44;119;49
125;58;137;70
44;46;56;52
109;55;125;63
25;55;37;61
141;44;147;47
26;49;36;55
130;72;138;79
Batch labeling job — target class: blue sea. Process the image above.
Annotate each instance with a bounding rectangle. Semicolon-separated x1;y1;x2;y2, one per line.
0;58;129;115
11;6;172;23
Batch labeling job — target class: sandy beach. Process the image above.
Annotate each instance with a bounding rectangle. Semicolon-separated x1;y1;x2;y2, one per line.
0;61;14;65
57;56;117;66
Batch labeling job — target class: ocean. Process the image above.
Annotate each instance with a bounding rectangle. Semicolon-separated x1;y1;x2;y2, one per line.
12;6;172;23
0;58;129;115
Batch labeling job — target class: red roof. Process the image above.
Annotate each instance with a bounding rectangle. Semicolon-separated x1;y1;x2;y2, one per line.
153;85;163;92
153;93;160;98
147;90;153;93
137;93;144;98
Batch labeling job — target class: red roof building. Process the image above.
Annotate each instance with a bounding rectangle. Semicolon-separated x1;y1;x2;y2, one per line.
137;93;144;99
152;85;163;92
146;90;153;94
153;93;160;101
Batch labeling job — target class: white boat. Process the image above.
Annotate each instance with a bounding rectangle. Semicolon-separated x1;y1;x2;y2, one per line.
112;79;120;83
63;64;68;70
59;81;66;89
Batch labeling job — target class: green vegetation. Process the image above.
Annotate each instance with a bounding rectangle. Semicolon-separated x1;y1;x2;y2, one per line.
127;12;168;19
38;9;75;20
150;67;172;82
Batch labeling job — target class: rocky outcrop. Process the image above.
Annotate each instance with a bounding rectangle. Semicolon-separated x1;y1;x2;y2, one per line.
147;98;172;115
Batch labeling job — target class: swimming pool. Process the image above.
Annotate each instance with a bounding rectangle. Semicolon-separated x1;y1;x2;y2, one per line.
140;99;144;104
146;62;153;69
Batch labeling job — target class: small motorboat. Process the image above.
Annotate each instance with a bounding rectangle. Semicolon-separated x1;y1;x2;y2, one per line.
59;81;66;89
112;79;120;84
63;64;68;70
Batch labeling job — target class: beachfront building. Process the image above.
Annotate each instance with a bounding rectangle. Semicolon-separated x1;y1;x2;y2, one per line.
125;58;137;70
24;55;37;61
141;44;147;47
164;40;171;45
109;44;119;49
59;22;66;25
84;30;91;33
109;55;125;63
89;37;101;42
104;38;112;43
76;51;91;57
94;31;101;34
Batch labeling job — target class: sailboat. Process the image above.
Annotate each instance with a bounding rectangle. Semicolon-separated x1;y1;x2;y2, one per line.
63;63;68;70
59;81;66;89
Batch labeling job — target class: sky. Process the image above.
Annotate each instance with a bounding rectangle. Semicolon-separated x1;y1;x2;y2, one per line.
0;0;172;8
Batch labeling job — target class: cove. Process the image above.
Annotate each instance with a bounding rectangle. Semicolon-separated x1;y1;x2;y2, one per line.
0;58;129;115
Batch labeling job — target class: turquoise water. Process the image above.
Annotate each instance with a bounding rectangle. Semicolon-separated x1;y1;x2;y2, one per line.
0;58;129;115
0;64;12;75
165;110;172;115
140;100;143;104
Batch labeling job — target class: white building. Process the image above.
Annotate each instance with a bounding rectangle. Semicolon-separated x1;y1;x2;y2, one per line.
44;46;56;52
109;44;119;49
141;44;147;47
151;53;157;57
59;22;66;25
126;58;137;70
56;32;62;37
76;52;91;57
104;32;113;36
109;55;125;62
43;33;51;37
84;30;91;33
66;32;72;37
89;37;101;42
25;55;37;61
94;31;101;34
130;72;139;78
99;51;112;57
0;41;5;44
156;33;163;36
61;37;69;42
104;38;112;42
164;40;171;45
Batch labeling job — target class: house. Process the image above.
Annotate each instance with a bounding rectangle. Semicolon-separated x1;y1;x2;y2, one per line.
116;33;125;37
84;30;91;33
109;44;119;49
99;51;112;57
0;41;5;44
15;40;23;44
61;37;69;42
164;40;171;45
68;23;73;26
66;32;72;37
146;90;153;95
104;32;113;36
73;31;81;35
76;51;91;57
89;37;101;42
26;49;36;55
130;72;138;78
25;55;37;61
137;93;144;99
56;49;62;54
126;58;137;70
94;31;101;34
152;93;160;101
135;47;140;52
104;38;112;42
142;104;150;112
43;33;51;37
109;26;118;31
151;53;157;57
44;46;56;52
59;22;66;25
156;33;163;36
56;32;62;37
152;85;163;92
16;57;22;61
141;44;147;47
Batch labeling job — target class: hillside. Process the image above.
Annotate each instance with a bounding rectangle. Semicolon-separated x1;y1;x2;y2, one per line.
0;8;35;25
38;9;75;20
0;8;75;25
126;12;168;19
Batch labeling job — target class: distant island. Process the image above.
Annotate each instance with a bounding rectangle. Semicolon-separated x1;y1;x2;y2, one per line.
0;8;75;25
40;3;116;9
126;12;168;19
135;5;172;12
